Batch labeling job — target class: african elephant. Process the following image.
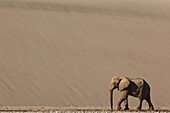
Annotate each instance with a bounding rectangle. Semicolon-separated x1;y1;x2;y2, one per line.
108;76;154;110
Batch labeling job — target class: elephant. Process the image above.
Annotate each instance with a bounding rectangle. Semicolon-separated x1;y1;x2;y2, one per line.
108;76;154;110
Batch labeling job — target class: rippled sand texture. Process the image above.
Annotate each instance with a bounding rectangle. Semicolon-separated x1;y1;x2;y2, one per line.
0;0;170;108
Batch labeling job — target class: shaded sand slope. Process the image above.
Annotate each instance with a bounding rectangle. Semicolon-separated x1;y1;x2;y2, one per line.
0;0;170;108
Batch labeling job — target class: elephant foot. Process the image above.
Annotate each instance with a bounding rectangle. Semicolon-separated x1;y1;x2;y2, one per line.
148;106;154;111
136;107;141;111
124;107;129;110
117;106;122;110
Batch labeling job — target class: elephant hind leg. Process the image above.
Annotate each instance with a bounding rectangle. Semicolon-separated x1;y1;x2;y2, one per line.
145;95;154;110
137;98;143;110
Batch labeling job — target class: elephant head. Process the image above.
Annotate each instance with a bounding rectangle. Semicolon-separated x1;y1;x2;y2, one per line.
108;76;130;110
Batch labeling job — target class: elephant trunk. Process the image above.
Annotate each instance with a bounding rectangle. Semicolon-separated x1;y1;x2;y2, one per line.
110;90;113;110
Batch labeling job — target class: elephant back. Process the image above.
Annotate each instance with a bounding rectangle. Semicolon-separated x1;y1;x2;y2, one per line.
129;78;144;89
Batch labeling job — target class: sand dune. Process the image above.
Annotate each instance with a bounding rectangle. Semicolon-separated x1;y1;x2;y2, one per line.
0;0;170;109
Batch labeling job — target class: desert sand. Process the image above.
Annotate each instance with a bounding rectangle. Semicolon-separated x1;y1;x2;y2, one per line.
0;0;170;110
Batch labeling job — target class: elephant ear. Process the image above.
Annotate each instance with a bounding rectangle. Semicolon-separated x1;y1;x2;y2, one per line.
118;77;130;91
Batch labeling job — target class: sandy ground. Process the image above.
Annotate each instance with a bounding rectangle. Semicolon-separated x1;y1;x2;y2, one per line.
0;106;169;113
0;0;170;109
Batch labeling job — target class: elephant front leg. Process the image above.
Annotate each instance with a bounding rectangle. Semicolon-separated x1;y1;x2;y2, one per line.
117;98;123;110
117;90;128;110
124;98;129;110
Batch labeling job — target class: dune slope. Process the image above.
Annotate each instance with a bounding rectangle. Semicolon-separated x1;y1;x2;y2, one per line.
0;0;170;108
